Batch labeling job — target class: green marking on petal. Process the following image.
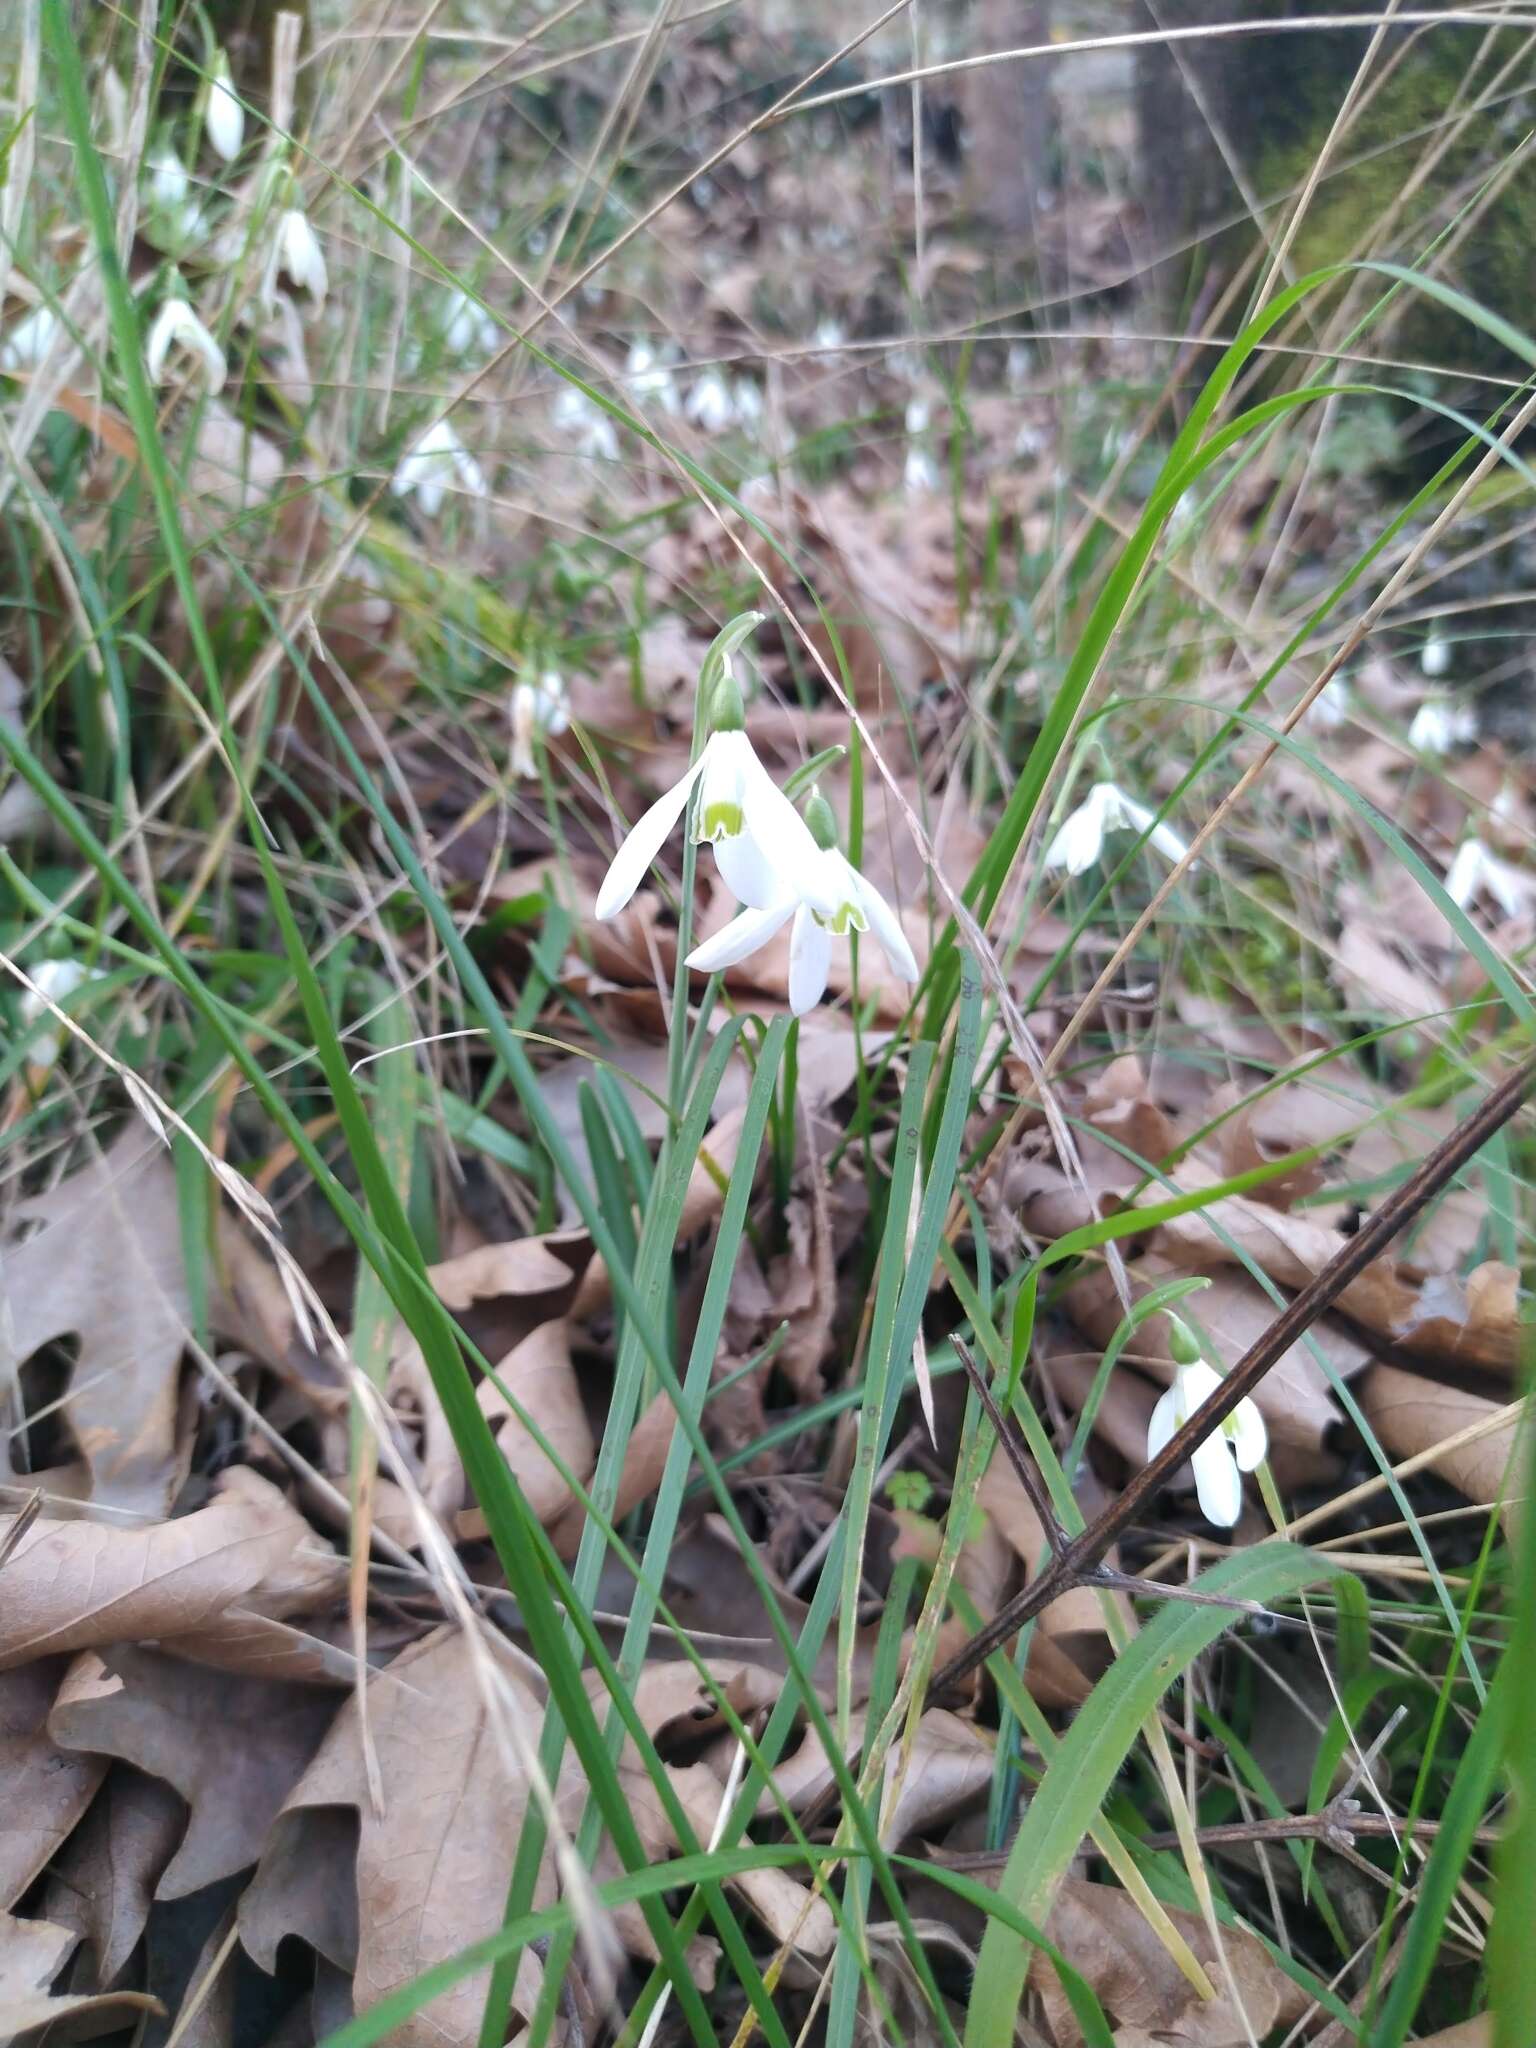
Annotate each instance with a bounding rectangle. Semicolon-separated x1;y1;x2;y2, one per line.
696;800;744;843
813;899;867;937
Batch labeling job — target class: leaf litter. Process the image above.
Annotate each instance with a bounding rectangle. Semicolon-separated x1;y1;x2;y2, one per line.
3;12;1535;2047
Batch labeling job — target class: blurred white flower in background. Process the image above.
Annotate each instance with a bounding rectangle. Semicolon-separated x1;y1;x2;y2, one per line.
145;293;227;392
273;208;327;302
1408;697;1477;754
1044;781;1190;876
684;370;736;433
0;305;60;373
391;416;487;518
1147;1359;1267;1529
205;51;244;163
18;959;103;1070
510;671;571;779
1420;634;1452;678
903;395;939;494
148;149;191;213
443;289;497;361
1303;676;1353;733
1444;838;1529;920
626;340;680;413
553;384;620;462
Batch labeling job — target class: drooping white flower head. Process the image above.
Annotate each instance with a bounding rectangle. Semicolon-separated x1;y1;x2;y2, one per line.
1044;781;1190;876
0;305;60;373
276;208;327;301
1146;1354;1267;1529
18;958;101;1069
1303;676;1353;733
596;614;822;922
148;148;191;214
443;288;497;361
145;293;227;392
1420;634;1452;679
685;789;920;1015
684;370;736;434
510;670;571;779
553;384;620;462
1409;697;1477;755
626;340;680;413
205;51;244;163
1444;837;1529;920
391;416;487;518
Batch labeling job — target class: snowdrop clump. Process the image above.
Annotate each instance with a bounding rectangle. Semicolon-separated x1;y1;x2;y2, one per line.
391;416;488;518
594;615;919;1015
1044;781;1190;876
1146;1315;1268;1528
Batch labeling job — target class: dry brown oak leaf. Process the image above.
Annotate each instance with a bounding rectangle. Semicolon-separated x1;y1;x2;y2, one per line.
0;1658;106;1908
0;1131;190;1517
241;1624;555;2048
0;1907;161;2034
1034;1878;1308;2047
0;1467;340;1672
48;1642;336;1899
39;1764;184;1987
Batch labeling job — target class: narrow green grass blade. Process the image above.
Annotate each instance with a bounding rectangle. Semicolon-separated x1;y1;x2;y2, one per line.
965;1545;1347;2046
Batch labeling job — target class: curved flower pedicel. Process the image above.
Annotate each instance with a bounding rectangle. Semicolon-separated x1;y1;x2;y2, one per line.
685;790;920;1015
1146;1355;1268;1529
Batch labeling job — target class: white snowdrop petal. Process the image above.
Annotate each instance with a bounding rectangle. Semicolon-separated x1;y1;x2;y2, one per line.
1444;840;1484;909
1146;1385;1180;1464
1044;804;1105;876
1230;1398;1268;1473
1147;818;1192;865
206;70;244;162
856;874;919;983
593;755;707;921
685;900;796;973
1192;1436;1243;1528
788;906;833;1015
713;821;785;909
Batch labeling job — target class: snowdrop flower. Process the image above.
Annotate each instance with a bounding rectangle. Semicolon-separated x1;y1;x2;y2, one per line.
1444;838;1528;920
19;959;101;1069
686;789;920;1014
626;339;680;413
1303;676;1352;733
1147;1349;1267;1529
732;377;763;426
814;317;846;356
205;51;244;163
903;395;940;494
444;289;497;361
148;149;190;213
1044;781;1190;876
596;615;818;920
391;416;487;518
275;208;327;301
1420;634;1452;679
553;384;619;462
510;670;571;779
1408;697;1477;754
145;293;226;392
684;369;736;434
0;305;59;372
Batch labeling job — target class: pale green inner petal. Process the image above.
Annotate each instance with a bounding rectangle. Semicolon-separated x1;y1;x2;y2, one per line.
813;898;868;937
696;800;745;843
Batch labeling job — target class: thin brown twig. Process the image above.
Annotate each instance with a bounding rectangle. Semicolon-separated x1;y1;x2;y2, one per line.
953;1334;1071;1558
930;1048;1536;1697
